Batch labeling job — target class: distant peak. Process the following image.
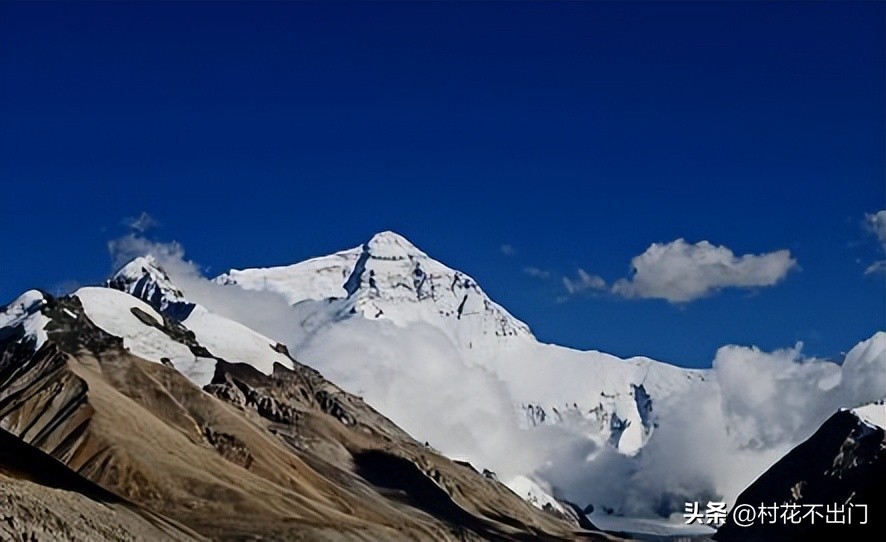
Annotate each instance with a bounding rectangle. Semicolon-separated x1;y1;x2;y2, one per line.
112;255;172;285
120;254;161;271
212;230;535;341
107;255;190;316
365;231;427;259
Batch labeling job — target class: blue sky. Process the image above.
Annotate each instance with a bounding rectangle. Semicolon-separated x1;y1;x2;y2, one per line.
1;1;883;367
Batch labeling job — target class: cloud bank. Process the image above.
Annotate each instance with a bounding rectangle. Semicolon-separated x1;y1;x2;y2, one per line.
545;335;885;517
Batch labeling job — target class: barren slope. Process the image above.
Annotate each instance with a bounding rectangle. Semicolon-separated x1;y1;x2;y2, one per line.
0;291;606;541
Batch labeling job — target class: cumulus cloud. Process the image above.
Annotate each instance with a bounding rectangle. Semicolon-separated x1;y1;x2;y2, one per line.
864;210;886;274
562;269;607;294
523;266;551;279
610;239;797;303
500;244;517;256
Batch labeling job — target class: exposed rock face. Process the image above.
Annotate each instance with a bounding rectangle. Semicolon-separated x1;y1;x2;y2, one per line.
0;290;604;541
715;407;885;541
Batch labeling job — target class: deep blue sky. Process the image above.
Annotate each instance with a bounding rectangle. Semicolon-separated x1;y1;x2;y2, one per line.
1;1;883;367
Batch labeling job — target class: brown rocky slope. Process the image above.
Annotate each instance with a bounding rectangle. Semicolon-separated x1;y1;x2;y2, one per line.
0;290;613;541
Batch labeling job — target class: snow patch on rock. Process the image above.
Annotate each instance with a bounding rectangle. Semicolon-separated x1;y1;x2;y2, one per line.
505;475;566;515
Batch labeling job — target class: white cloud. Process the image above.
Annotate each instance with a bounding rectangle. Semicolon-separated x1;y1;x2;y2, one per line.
611;239;797;303
523;266;551;279
547;334;886;517
865;210;886;246
296;317;583;480
109;234;184;269
123;211;158;233
500;244;517;256
864;210;886;274
562;269;607;294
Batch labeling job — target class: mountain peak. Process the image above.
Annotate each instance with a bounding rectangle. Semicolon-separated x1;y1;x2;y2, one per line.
215;233;534;346
365;231;426;260
0;289;50;351
112;255;167;282
107;255;192;318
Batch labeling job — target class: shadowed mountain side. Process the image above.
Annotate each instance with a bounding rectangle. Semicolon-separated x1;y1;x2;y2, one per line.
715;409;884;541
206;358;607;540
0;427;201;541
354;450;557;541
0;426;122;502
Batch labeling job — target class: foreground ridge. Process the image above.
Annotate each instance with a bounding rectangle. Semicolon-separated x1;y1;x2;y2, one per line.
0;285;606;541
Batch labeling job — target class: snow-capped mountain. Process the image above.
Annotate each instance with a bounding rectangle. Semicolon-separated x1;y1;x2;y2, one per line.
216;231;534;349
0;290;50;351
96;231;886;525
211;231;701;458
109;232;689;459
97;232;705;519
107;255;195;319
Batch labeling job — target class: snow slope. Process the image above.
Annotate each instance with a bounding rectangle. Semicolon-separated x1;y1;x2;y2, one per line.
76;287;214;386
75;286;293;388
181;304;293;376
851;401;885;429
505;475;567;515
